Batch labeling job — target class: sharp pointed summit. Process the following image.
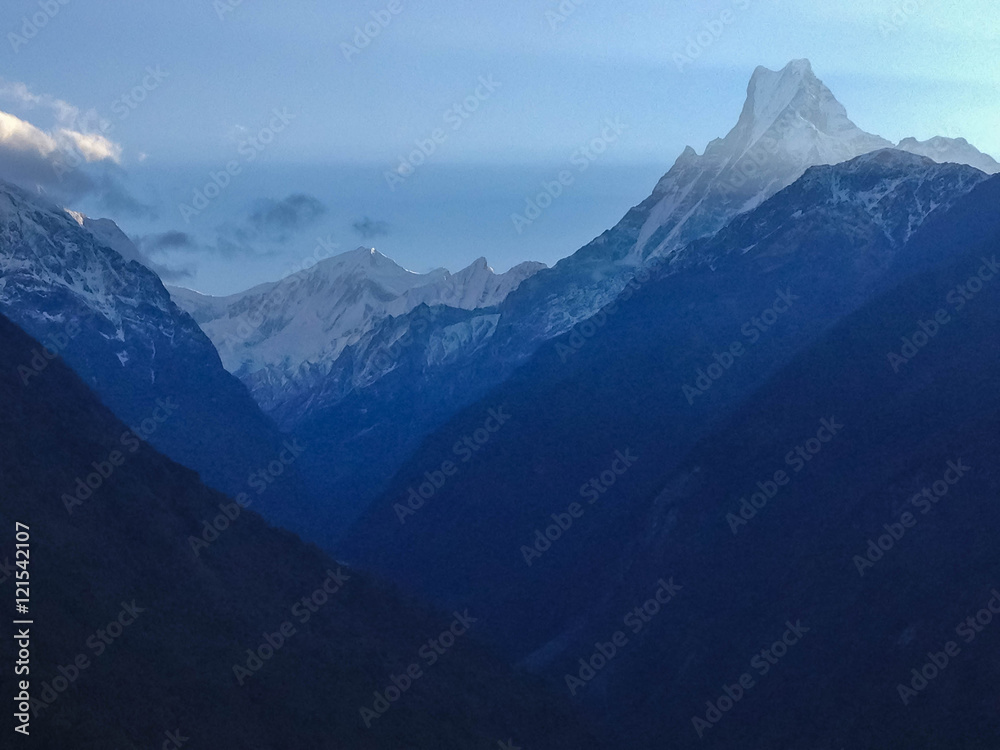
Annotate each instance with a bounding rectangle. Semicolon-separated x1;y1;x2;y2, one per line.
740;59;822;139
732;59;891;165
629;58;892;263
501;60;894;340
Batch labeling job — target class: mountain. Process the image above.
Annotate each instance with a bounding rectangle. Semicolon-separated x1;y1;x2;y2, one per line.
341;154;991;659
298;147;992;543
605;58;893;261
168;248;545;415
341;169;1000;749
896;135;1000;174
72;213;160;268
497;58;895;342
0;181;314;533
204;59;999;541
0;310;602;749
276;302;510;533
548;172;1000;748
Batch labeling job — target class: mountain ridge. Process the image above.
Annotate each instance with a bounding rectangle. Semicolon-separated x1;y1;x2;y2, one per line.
0;309;604;750
0;179;317;536
242;60;997;538
167;246;545;414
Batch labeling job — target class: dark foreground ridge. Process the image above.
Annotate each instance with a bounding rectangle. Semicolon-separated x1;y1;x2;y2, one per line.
0;312;601;750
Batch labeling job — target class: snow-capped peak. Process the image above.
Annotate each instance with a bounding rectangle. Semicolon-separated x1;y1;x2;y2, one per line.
895;136;1000;175
626;59;893;263
167;246;545;401
302;245;445;296
0;179;194;358
505;59;996;342
739;59;825;143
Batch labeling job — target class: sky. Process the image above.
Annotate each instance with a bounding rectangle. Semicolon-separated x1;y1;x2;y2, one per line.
0;0;997;294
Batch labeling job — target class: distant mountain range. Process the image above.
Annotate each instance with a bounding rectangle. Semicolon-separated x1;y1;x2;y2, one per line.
3;57;1000;749
169;58;1000;540
168;249;544;415
6;60;997;544
342;148;991;650
344;159;1000;749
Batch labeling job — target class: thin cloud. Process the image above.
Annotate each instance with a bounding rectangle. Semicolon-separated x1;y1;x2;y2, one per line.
94;173;157;219
0;79;81;126
248;193;326;240
139;230;197;251
130;194;330;269
352;216;390;239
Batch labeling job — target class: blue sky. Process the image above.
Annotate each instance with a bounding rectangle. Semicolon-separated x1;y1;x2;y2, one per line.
1;0;997;293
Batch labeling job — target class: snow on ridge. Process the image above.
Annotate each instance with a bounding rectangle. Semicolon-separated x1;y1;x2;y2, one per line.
167;244;546;388
895;136;1000;175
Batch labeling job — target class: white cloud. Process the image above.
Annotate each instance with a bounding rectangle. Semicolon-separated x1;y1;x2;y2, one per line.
0;109;59;156
0;83;149;219
0;78;123;165
56;128;122;163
